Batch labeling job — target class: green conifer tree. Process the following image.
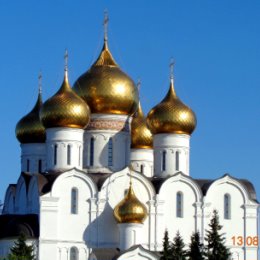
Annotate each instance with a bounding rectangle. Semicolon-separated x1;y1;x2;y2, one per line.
187;232;204;260
205;210;231;260
8;233;35;260
161;230;172;260
171;231;186;260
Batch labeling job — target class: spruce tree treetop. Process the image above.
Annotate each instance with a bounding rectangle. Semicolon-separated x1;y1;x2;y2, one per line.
161;230;172;260
205;210;231;260
171;231;186;260
187;232;205;260
8;233;35;260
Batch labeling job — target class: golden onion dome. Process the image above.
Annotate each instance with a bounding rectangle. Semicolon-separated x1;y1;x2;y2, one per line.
131;101;153;149
147;77;196;135
113;181;148;224
16;91;46;143
73;39;139;115
40;70;90;129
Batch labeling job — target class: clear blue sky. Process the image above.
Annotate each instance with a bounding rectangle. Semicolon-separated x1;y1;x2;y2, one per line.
0;1;259;202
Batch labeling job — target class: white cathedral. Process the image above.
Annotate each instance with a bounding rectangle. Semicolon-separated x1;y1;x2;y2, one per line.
0;18;259;260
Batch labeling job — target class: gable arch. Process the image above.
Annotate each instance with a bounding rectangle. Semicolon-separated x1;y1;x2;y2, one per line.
158;172;203;202
15;175;28;214
99;167;156;206
3;185;16;214
51;169;97;198
27;175;40;213
205;175;250;204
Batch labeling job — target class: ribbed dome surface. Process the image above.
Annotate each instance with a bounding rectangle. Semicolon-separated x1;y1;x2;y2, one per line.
147;80;196;135
73;40;138;115
131;102;153;149
40;72;90;129
16;92;46;143
113;182;147;224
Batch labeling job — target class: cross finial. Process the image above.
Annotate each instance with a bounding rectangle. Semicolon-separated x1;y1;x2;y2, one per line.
137;78;141;93
103;9;109;42
38;71;42;95
64;49;68;72
170;58;175;82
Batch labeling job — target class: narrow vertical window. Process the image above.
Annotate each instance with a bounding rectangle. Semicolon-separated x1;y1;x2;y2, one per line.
176;192;183;218
38;160;42;173
78;146;81;166
67;145;71;165
224;193;231;219
176;151;180;171
140;164;144;174
71;188;78;214
108;138;113;166
26;159;30;172
70;247;78;260
162;151;166;171
90;137;94;166
54;144;58;165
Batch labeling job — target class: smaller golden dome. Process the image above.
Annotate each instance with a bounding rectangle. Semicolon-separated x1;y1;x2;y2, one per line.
16;92;46;143
40;70;90;129
147;77;196;135
131;102;153;149
113;181;147;224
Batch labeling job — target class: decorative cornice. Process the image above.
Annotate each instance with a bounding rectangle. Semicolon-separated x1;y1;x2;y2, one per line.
86;118;130;132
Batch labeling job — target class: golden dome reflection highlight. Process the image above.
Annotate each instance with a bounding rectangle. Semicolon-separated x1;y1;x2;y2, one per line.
16;90;46;144
147;80;196;135
73;13;138;115
113;180;148;224
40;61;90;129
131;101;153;149
147;63;196;135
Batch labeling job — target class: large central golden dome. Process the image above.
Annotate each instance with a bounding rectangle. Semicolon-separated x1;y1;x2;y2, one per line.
40;70;90;129
113;181;147;224
73;40;139;115
131;101;153;149
147;77;196;135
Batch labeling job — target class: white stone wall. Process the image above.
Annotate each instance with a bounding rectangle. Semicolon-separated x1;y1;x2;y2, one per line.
153;134;190;177
83;114;131;173
130;149;153;177
46;128;84;171
21;143;46;173
204;175;259;260
2;167;258;260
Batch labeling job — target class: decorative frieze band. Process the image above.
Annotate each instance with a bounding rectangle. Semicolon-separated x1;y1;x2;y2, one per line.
86;119;130;132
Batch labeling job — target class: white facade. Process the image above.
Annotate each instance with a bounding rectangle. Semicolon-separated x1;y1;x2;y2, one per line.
130;148;153;177
1;164;259;260
21;143;46;173
46;127;84;171
153;134;190;177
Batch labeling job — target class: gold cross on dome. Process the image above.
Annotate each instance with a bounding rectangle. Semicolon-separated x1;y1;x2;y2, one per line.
137;78;141;92
170;58;175;80
64;49;68;71
38;72;42;94
103;10;109;41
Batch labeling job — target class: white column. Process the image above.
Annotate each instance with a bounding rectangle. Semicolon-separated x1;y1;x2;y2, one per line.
154;134;190;177
21;143;46;173
130;149;154;177
46;127;84;171
118;223;143;250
